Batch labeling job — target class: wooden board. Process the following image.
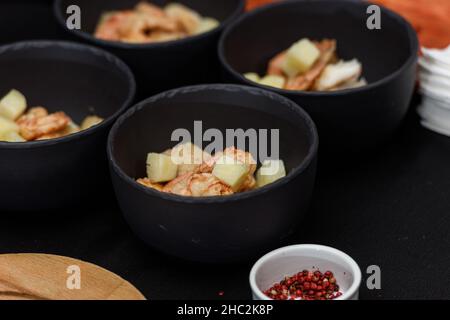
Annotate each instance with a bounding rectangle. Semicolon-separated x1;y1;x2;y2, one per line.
0;254;146;300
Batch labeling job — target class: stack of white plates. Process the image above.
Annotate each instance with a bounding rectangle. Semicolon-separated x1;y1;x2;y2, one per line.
418;45;450;136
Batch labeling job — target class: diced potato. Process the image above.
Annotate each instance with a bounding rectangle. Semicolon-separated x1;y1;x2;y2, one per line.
195;17;219;34
281;55;301;78
81;115;103;130
146;153;178;183
244;72;261;83
256;159;287;188
0;131;25;142
0;116;19;140
259;75;285;89
282;39;320;77
0;89;27;120
212;155;249;192
61;121;81;135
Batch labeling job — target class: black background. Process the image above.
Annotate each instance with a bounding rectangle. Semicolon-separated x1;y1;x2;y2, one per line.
1;0;450;300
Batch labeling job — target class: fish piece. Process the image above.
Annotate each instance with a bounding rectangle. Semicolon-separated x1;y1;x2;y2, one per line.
136;178;164;192
16;107;48;125
198;147;257;175
314;59;363;91
268;51;287;76
328;78;367;91
18;111;70;141
162;172;193;196
36;132;64;141
135;2;166;17
165;3;201;34
285;39;337;91
188;173;233;197
239;175;257;192
95;11;135;41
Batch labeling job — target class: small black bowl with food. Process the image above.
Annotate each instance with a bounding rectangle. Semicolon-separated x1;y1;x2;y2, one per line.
108;84;318;263
219;0;419;152
54;0;245;98
0;41;135;212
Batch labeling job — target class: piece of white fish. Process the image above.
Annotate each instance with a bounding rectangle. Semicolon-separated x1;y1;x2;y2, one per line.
314;59;363;91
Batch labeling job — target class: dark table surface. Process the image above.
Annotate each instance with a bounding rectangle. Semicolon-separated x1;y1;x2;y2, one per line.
1;105;449;300
2;0;450;301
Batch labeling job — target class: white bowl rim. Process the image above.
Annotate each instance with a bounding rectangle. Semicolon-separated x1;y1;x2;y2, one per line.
249;244;362;301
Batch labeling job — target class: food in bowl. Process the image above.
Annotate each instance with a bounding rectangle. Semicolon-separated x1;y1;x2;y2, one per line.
264;269;342;300
136;142;287;197
244;38;366;91
94;1;220;43
0;89;104;142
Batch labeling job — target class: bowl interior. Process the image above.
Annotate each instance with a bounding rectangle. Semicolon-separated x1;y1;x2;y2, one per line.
111;86;315;184
252;245;360;299
0;42;133;124
221;0;415;86
57;0;243;37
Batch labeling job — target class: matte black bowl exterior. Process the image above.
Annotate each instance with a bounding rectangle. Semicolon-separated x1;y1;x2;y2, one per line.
219;0;419;152
0;41;135;212
54;0;245;98
108;84;318;263
0;0;64;45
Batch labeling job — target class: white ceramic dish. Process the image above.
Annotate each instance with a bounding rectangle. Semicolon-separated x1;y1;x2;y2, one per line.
250;244;362;300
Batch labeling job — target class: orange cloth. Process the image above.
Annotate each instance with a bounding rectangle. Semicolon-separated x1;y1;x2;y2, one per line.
364;0;450;49
247;0;450;49
246;0;281;11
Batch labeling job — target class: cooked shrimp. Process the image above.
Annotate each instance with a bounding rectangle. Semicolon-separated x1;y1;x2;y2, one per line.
314;59;363;91
188;173;233;197
285;39;337;91
18;111;70;141
136;178;164;191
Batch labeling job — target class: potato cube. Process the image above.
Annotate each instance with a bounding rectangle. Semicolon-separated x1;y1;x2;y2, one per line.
81;115;103;130
0;89;27;120
146;153;178;183
244;73;261;83
259;75;285;89
61;121;81;136
0;131;25;142
281;39;320;77
256;159;287;188
0;116;19;139
195;17;219;34
212;155;249;191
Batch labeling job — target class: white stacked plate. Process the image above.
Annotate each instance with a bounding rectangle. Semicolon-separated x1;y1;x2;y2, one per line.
418;45;450;137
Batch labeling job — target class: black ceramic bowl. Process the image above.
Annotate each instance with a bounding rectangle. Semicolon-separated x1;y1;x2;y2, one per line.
219;0;419;152
0;41;135;212
0;0;64;45
108;84;318;263
54;0;245;98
